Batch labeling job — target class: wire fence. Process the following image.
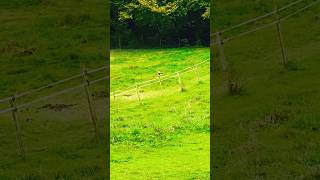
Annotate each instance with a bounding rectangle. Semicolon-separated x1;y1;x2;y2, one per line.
0;0;318;159
213;0;319;71
0;59;210;159
111;59;210;97
0;66;109;159
211;1;319;176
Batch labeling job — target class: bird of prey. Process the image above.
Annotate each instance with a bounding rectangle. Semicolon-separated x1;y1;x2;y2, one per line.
157;71;164;76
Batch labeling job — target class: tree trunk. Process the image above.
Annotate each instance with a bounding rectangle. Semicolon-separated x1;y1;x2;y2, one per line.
118;33;122;49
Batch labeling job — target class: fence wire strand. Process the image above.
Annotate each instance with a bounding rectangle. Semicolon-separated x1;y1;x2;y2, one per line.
219;0;306;34
0;66;108;104
221;0;319;43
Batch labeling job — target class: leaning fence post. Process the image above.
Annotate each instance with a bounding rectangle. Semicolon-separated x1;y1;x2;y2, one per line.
177;72;184;92
216;32;228;71
135;84;141;101
275;6;288;66
82;67;99;142
9;96;25;159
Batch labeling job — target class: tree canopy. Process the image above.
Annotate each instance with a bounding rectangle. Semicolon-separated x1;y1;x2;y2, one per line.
111;0;210;49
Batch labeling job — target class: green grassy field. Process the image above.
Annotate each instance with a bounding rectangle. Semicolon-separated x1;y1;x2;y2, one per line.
212;0;320;179
0;0;108;98
110;48;210;179
0;0;108;179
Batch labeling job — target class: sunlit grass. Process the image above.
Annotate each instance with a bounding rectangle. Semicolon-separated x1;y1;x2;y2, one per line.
111;47;210;179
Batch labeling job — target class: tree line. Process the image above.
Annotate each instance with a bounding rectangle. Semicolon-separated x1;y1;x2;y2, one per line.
111;0;210;49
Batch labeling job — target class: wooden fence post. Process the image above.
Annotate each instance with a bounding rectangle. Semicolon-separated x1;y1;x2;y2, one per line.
275;6;288;66
112;92;116;102
195;66;200;82
9;96;25;159
157;73;163;90
135;84;141;102
177;72;184;92
82;68;99;142
112;92;119;112
216;32;228;71
112;92;116;109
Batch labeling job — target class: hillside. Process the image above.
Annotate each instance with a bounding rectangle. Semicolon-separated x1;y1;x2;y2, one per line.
0;0;109;179
110;48;210;179
0;0;108;98
212;0;320;179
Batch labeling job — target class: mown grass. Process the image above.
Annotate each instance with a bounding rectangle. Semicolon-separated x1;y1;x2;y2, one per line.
0;0;108;179
212;0;320;179
110;48;210;179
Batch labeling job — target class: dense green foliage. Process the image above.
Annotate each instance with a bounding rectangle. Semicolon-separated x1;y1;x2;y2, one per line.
111;0;210;48
110;48;210;179
212;0;320;178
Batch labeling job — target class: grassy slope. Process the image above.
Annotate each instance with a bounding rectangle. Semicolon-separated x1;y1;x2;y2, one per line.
110;48;210;179
0;0;107;98
0;0;108;179
212;0;320;179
